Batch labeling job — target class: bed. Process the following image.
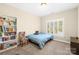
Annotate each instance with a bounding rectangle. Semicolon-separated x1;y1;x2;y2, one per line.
27;33;53;49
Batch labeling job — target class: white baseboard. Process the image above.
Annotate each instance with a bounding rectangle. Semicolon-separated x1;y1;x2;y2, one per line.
54;39;70;44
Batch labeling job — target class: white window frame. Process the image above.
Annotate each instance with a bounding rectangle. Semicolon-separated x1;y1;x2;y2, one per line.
46;18;64;36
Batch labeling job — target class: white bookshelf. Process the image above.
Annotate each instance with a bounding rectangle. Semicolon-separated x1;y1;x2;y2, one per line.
0;16;17;53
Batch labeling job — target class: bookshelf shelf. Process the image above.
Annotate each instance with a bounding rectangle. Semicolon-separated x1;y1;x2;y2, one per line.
0;45;17;53
1;39;17;44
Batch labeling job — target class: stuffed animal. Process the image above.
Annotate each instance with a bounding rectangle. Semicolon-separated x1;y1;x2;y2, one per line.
18;32;27;47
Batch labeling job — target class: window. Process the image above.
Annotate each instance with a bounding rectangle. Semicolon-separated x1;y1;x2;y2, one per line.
46;18;64;36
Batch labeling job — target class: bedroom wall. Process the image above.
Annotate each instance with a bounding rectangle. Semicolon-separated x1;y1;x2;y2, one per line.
0;4;40;35
0;4;78;43
41;8;78;43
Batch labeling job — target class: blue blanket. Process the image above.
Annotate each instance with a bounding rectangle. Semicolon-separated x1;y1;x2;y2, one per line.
27;33;53;49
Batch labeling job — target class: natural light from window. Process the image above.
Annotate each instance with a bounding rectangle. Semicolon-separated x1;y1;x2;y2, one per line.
46;18;64;36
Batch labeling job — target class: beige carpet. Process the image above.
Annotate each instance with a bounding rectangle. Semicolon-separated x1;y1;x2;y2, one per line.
0;40;73;55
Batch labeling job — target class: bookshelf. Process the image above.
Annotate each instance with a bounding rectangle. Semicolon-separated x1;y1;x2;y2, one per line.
0;16;17;53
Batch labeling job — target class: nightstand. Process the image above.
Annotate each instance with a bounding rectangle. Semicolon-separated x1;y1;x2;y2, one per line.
70;37;79;55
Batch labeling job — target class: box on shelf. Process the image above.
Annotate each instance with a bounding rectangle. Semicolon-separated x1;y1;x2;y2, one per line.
3;42;17;49
2;36;9;41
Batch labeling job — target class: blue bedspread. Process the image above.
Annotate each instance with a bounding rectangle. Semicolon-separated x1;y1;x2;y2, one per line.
27;33;53;49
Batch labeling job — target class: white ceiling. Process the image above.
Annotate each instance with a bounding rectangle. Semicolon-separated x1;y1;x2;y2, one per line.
6;3;79;16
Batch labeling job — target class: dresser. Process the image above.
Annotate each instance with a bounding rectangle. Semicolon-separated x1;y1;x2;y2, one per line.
70;37;79;55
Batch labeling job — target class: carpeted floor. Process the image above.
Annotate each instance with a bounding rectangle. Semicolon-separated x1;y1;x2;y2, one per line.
0;40;73;55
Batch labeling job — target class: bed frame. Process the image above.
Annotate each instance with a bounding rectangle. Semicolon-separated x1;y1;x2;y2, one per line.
28;38;53;49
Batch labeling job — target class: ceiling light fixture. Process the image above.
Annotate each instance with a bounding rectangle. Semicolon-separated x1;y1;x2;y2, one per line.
39;3;48;11
41;3;47;6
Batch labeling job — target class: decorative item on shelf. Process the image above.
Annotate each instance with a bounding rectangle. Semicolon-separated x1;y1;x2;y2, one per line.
13;42;17;45
4;32;9;36
8;27;13;32
0;26;3;36
0;17;3;26
9;44;13;47
4;43;10;49
11;32;16;35
0;37;2;42
0;44;4;50
2;36;9;41
10;35;16;40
